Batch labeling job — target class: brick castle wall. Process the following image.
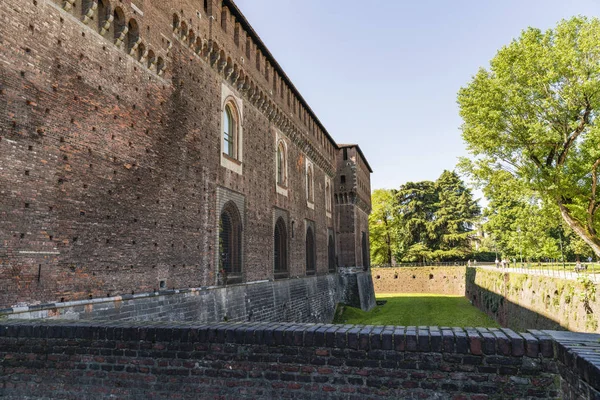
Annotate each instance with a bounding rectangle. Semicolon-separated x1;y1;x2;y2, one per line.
372;267;467;295
2;320;590;400
0;0;372;308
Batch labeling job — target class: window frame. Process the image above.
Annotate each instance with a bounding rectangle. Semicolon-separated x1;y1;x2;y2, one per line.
219;201;243;285
306;159;315;209
325;176;332;218
223;104;237;159
220;84;244;174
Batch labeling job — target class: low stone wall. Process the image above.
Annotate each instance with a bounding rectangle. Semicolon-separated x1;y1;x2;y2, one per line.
0;275;343;324
3;320;593;399
466;267;600;333
372;266;466;295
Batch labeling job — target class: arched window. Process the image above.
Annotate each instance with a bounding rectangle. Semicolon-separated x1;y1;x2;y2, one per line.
306;165;314;203
328;234;336;273
325;180;331;212
219;202;242;284
306;226;316;275
223;103;238;159
361;232;369;270
274;218;288;279
276;142;286;187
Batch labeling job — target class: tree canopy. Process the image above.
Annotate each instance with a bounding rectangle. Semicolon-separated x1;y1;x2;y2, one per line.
369;171;480;264
458;17;600;256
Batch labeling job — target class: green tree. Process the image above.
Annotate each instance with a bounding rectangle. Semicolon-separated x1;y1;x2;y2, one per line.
395;181;438;261
430;171;481;260
479;170;562;261
458;17;600;257
394;172;481;262
369;189;400;265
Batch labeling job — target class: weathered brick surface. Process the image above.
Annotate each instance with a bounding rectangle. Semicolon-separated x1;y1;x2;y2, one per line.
0;0;372;308
0;274;343;324
0;321;588;399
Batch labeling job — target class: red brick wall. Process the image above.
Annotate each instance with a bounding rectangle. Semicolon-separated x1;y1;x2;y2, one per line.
372;267;466;295
0;321;566;399
0;0;369;307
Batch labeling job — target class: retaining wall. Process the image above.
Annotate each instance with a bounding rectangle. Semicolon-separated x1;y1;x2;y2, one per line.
0;275;343;324
4;320;598;399
466;267;600;333
372;266;466;295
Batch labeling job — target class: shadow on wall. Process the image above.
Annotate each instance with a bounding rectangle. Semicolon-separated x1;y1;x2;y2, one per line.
466;268;566;332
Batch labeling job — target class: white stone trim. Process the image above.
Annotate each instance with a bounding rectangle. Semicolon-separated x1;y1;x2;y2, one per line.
275;129;288;197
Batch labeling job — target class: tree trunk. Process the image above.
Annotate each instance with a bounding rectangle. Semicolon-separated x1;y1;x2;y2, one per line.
557;201;600;258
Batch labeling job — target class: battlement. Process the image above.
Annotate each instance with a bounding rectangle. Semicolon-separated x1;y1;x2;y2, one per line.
43;0;342;174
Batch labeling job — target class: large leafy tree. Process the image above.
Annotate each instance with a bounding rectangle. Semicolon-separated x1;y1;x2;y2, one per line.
479;170;562;260
369;189;400;265
458;17;600;256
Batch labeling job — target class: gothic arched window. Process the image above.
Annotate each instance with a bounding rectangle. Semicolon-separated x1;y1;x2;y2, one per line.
223;103;239;159
219;202;242;284
276;142;287;187
306;165;314;203
274;218;288;279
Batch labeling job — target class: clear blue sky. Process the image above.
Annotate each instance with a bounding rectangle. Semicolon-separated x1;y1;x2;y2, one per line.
235;0;600;191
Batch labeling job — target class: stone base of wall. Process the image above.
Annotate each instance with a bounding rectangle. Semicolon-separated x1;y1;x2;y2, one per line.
372;266;466;295
0;274;342;324
0;271;377;325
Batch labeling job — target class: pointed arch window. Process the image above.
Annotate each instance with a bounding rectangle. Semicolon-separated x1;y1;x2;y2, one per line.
306;226;316;276
276;141;287;187
306;164;314;205
219;202;243;284
325;179;332;213
274;218;288;279
223;103;238;160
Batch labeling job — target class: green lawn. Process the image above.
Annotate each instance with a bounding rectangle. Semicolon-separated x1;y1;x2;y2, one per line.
334;293;500;328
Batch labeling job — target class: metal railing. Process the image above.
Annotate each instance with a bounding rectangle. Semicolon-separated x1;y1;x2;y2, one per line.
373;262;469;268
372;261;600;282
